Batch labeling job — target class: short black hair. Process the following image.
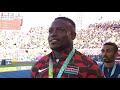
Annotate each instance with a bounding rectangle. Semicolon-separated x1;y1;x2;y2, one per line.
55;17;76;29
104;42;118;52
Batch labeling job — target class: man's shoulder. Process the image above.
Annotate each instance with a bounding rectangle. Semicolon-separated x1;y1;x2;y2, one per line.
116;63;120;68
75;50;88;58
74;50;104;77
75;50;98;65
113;63;120;74
34;53;51;65
40;54;50;60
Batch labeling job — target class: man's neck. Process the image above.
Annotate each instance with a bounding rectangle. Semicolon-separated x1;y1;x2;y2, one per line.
52;47;73;59
53;50;61;59
104;62;115;69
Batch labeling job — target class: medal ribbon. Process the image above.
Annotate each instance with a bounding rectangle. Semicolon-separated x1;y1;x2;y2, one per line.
102;64;116;78
49;48;75;78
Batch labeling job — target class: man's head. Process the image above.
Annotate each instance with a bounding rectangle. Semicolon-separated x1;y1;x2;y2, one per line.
48;17;76;52
101;42;118;63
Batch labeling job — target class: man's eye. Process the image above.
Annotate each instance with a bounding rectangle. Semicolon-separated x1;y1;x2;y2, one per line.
101;50;104;53
106;50;112;53
49;29;53;33
58;29;65;32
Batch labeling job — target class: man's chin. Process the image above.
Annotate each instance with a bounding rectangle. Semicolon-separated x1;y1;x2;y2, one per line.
51;47;60;51
50;46;65;52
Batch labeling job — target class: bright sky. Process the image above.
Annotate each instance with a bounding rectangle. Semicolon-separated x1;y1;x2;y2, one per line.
82;12;120;28
1;12;120;32
20;12;82;32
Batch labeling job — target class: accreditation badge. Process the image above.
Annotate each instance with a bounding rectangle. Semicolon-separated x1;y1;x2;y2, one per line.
118;74;120;78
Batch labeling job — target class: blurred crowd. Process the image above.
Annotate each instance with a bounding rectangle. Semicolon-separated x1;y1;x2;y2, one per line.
0;19;120;60
75;20;120;49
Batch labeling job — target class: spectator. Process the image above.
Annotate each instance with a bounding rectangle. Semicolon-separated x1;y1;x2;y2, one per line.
100;42;120;78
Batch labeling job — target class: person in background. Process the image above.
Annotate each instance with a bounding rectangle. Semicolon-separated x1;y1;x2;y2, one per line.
31;17;104;78
100;42;120;78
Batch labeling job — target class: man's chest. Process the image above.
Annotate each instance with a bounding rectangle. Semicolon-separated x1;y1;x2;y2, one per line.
36;62;80;78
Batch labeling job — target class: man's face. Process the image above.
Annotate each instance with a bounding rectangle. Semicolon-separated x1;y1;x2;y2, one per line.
101;45;117;63
48;19;76;51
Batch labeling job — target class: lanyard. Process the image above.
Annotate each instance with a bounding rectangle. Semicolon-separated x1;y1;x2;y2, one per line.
49;48;75;78
102;64;116;78
49;57;53;78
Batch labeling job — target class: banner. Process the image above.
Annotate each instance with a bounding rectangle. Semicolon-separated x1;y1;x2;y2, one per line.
0;12;23;30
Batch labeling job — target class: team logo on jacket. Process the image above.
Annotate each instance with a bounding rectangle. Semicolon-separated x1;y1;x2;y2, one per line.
64;65;79;75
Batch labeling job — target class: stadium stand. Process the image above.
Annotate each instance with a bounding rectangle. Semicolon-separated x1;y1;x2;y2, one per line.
0;19;120;77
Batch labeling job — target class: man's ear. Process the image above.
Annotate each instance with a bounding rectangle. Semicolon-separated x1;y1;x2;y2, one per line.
115;52;118;57
71;32;76;40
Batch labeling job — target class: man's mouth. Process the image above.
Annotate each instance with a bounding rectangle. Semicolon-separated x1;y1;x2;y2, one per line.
103;57;108;60
50;39;59;43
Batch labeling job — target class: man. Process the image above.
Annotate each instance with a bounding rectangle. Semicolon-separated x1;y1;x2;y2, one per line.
100;42;120;78
31;17;104;78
